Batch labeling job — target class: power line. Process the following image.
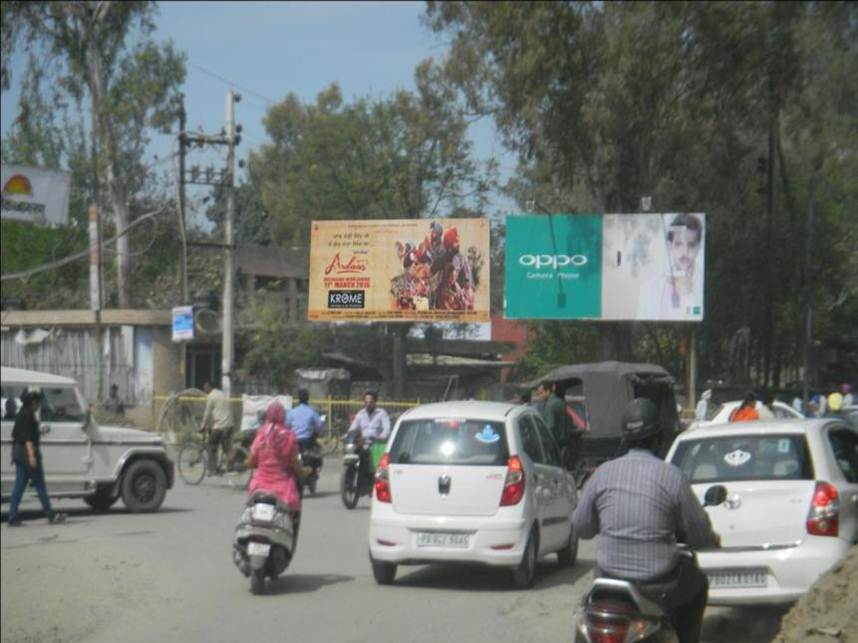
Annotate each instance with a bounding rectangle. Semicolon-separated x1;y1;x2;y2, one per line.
187;60;277;106
1;206;169;281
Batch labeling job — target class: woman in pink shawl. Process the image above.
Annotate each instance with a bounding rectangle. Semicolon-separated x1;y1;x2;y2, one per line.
246;401;306;513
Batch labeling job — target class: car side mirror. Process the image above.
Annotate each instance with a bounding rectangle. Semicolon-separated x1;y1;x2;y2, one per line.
83;406;93;431
703;484;728;507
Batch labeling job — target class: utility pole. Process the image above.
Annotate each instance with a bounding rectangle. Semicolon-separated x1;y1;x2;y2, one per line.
177;95;189;305
221;90;241;397
802;181;816;411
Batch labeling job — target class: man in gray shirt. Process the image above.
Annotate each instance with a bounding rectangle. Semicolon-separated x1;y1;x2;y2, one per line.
573;398;719;643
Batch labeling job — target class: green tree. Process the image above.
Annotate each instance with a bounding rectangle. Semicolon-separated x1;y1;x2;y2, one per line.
427;1;858;389
2;1;186;307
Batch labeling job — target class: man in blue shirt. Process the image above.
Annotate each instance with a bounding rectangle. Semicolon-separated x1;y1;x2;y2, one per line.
287;389;323;450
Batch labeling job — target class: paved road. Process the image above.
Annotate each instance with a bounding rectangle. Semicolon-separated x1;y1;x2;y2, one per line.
2;459;785;643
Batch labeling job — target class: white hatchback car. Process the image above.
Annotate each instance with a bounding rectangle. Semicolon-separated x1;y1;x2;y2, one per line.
666;418;858;605
368;401;579;588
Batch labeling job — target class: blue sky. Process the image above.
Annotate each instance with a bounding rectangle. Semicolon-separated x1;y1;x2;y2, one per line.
1;1;517;222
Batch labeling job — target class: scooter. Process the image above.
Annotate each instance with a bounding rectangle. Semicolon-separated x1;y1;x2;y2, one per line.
574;485;727;643
340;432;374;509
233;491;297;594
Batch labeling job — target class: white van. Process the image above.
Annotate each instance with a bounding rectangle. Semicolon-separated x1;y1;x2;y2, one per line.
1;367;174;512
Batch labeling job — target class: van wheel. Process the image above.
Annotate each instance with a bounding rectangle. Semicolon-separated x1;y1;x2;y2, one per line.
557;527;579;567
511;527;538;589
84;487;118;512
121;459;167;513
371;557;397;585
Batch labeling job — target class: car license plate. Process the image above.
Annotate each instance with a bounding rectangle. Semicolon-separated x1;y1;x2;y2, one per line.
707;569;767;588
415;532;470;548
247;542;270;557
252;504;275;522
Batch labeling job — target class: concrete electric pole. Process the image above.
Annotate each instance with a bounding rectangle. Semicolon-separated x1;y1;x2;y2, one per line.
221;90;241;397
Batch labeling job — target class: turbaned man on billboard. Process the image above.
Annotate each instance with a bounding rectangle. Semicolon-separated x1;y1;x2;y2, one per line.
308;218;490;322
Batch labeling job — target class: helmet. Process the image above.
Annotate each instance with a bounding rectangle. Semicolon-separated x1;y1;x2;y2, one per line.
621;398;661;441
828;392;843;412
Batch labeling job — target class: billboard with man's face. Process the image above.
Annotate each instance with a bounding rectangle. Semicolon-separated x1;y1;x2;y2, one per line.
308;218;490;322
504;213;705;321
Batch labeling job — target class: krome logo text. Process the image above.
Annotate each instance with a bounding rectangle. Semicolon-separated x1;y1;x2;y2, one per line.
328;290;365;309
324;253;368;275
519;254;588;270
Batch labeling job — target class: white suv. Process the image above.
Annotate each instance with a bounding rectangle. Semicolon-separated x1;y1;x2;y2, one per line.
1;367;174;513
368;401;579;588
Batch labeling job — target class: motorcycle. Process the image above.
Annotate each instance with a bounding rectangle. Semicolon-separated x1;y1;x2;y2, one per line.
233;491;297;595
574;485;727;643
340;432;375;509
298;441;323;495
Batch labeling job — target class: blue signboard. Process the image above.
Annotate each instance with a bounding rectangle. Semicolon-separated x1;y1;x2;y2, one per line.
172;306;194;342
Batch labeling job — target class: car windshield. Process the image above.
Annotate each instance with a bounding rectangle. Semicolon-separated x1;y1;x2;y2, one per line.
40;387;85;423
388;418;509;466
670;434;814;483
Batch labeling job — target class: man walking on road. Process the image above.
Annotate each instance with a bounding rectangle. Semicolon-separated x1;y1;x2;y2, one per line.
201;381;234;474
7;390;67;526
535;380;571;460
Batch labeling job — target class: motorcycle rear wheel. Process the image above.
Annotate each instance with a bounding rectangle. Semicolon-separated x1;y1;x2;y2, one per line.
340;466;359;509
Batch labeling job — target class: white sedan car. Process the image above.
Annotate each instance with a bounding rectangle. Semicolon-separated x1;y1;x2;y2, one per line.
666;418;858;605
368;401;578;588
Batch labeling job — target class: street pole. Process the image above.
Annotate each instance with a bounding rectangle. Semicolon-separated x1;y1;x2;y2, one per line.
88;203;103;401
688;326;697;413
221;90;239;397
178;95;189;305
802;181;816;411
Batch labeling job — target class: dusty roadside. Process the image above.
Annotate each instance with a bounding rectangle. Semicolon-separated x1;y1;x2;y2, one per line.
772;544;858;643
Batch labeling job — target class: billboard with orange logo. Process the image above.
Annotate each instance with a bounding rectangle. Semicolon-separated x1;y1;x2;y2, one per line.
1;163;71;227
308;218;490;322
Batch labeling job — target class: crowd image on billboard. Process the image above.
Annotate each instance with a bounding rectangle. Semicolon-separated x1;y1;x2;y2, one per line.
390;221;483;312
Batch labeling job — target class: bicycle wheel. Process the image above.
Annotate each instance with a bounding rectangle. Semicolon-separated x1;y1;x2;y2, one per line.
178;443;207;485
226;445;252;490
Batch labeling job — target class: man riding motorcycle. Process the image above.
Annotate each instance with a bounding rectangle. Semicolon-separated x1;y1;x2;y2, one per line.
346;390;391;479
572;398;719;643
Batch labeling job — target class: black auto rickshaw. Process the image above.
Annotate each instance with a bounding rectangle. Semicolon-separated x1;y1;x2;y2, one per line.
523;361;680;487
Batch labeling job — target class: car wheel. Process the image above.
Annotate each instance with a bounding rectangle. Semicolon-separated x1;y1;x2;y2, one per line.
371;557;397;585
557;527;579;567
84;486;118;512
121;459;167;513
511;527;538;589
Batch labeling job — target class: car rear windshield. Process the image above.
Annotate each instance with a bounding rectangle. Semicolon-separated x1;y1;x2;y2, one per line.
388;418;509;466
670;434;814;483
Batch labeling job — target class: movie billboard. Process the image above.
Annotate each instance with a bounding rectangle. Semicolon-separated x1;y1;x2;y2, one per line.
308;218;490;322
504;213;705;322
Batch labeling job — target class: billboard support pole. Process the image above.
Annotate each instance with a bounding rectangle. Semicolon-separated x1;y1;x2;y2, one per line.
688;326;697;413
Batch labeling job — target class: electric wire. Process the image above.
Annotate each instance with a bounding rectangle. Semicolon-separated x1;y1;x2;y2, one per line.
1;206;169;281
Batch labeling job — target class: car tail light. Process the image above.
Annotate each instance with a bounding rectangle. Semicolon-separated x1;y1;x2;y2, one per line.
500;455;525;506
806;481;839;537
375;453;392;503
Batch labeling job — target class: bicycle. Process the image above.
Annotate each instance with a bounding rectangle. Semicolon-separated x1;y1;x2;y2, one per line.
177;428;252;489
